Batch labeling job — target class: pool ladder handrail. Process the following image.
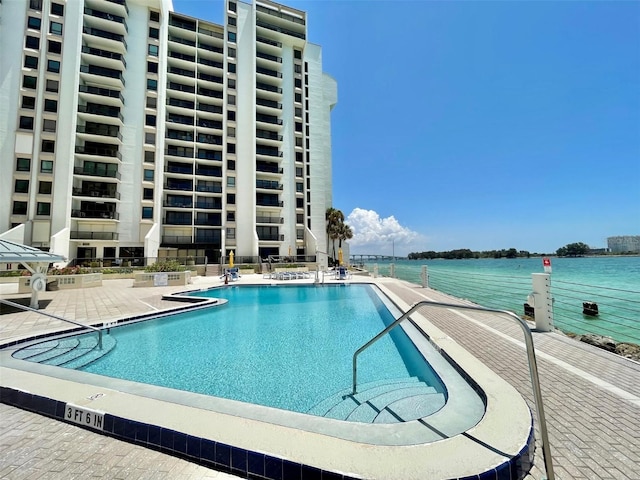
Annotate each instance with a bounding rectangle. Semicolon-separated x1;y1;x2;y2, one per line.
352;300;555;480
0;298;103;349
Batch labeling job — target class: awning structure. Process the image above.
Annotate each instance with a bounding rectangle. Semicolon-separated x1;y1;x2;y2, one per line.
0;239;66;308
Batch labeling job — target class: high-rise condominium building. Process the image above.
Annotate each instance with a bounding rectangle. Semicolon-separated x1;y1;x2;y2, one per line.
0;0;337;266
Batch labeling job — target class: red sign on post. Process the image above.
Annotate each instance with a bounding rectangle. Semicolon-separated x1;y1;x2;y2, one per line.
543;257;552;273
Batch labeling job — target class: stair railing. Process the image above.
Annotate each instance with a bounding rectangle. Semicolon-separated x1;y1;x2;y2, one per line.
0;298;103;349
352;299;555;480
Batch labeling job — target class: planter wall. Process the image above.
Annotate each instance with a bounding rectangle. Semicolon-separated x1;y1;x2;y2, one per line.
18;273;103;293
133;271;192;288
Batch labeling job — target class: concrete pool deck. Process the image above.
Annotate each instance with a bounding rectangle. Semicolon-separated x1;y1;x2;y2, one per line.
1;273;640;479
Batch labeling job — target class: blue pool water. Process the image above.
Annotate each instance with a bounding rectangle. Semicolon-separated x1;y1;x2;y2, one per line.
77;284;444;413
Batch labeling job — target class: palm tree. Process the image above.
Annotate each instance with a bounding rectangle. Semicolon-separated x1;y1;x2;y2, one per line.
326;208;344;264
337;222;353;250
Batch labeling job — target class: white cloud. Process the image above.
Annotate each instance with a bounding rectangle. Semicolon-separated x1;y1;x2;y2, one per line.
345;208;424;255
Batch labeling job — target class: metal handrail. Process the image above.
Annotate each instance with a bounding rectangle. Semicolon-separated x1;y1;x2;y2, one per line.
0;299;103;349
352;300;555;480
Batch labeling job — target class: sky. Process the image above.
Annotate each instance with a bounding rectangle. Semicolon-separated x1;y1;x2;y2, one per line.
174;0;640;255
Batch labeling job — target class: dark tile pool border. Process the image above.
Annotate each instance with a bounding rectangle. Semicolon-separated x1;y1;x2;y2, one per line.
0;385;535;480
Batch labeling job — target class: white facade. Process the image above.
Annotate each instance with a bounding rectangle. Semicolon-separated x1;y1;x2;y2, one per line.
0;0;336;265
607;236;640;253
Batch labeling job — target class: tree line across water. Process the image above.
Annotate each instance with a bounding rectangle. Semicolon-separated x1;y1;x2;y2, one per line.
408;243;599;260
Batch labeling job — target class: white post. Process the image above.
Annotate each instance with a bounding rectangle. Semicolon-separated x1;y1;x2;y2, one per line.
531;273;554;332
389;263;395;278
373;264;378;278
421;265;428;288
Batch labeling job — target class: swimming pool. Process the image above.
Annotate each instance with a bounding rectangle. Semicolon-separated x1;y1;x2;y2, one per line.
1;280;534;479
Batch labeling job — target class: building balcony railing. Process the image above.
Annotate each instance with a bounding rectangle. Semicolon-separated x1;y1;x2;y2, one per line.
256;98;282;110
169;51;195;62
198;119;222;129
256;36;282;48
256;216;283;224
80;65;125;85
198;26;223;39
198;42;223;54
169;66;196;78
105;0;129;15
195;167;222;177
256;82;282;94
71;231;119;240
166;164;193;174
195;217;222;226
81;46;127;67
165;148;194;158
78;85;124;103
166;130;194;142
197;134;222;145
83;7;128;30
162;235;192;244
256;163;283;174
168;34;196;47
258;233;285;241
197;150;222;161
167;114;194;125
164;182;193;191
197;87;223;98
256;4;306;26
74;166;121;179
76;124;122;140
195;184;222;193
256;129;283;141
197;103;222;114
198;58;223;69
256;20;305;40
198;73;223;84
167;82;196;94
163;201;193;208
256;66;282;79
256;180;282;190
257;51;282;63
72;188;120;199
195;200;222;209
256;147;282;157
168;98;195;109
257;200;284;207
77;104;123;121
75;145;121;159
256;114;282;125
72;210;119;220
169;16;196;32
82;26;127;49
164;217;193;225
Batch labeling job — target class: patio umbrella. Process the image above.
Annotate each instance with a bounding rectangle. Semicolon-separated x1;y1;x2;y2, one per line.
229;250;234;267
338;248;343;265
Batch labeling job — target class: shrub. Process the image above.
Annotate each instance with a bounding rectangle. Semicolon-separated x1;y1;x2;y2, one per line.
144;260;183;273
48;266;90;275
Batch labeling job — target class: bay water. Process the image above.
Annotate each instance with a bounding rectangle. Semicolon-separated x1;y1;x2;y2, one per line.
362;256;640;344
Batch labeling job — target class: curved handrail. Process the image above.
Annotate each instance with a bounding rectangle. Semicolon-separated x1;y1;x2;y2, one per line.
0;298;103;349
352;300;555;480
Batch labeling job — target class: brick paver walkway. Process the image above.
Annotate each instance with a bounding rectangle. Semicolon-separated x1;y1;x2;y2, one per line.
2;275;639;479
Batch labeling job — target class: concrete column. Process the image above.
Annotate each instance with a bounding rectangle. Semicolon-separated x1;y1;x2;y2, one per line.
421;265;428;288
389;263;395;278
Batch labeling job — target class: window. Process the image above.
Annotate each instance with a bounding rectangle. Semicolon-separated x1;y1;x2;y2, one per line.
295;152;303;162
148;27;159;39
27;16;41;30
39;181;52;194
227;31;236;43
40;160;53;173
148;44;159;56
47;60;60;73
142;207;153;219
295;93;302;103
143;188;154;200
145;132;155;144
227;193;235;204
227;176;235;187
43;119;56;132
145;115;156;126
295;137;302;147
228;17;236;26
227;110;235;121
296;167;303;177
147;61;158;74
296;182;304;193
37;202;51;215
146;96;157;108
41;140;55;153
50;22;63;35
48;40;61;54
295;122;302;132
229;1;237;12
296;198;304;208
51;3;64;15
294;64;302;74
44;99;58;112
46;79;59;92
228;62;236;73
227;159;235;170
143;169;154;181
295;107;302;117
226;228;235;239
228;47;236;58
22;96;36;109
144;151;155;163
30;0;43;11
19;116;34;130
295;78;302;88
228;78;236;89
227;143;236;154
227;127;235;138
15;180;29;193
150;10;160;22
12;201;28;215
147;78;157;91
23;75;37;89
25;36;40;49
228;95;236;106
24;56;38;69
294;50;302;59
227;211;235;221
17;158;31;172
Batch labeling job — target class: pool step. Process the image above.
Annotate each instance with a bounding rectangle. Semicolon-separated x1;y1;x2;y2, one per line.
13;334;117;369
308;378;446;424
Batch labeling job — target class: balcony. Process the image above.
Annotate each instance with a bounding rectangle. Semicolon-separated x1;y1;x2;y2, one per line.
256;162;282;174
198;26;223;39
75;144;121;160
164;214;192;225
198;58;223;69
166;129;194;142
72;209;119;220
71;231;119;240
167;113;194;126
78;85;124;104
256;36;282;48
162;235;193;244
165;162;193;174
168;98;195;109
256;19;305;40
195;230;221;243
163;200;193;208
82;26;127;50
256;216;283;224
195;184;222;193
83;7;128;31
169;51;195;62
197;119;222;129
81;46;126;67
78;104;123;122
169;66;196;78
256;146;282;157
256;82;282;94
256;66;282;79
197;149;221;161
195;214;222;226
168;35;196;47
198;73;223;84
257;199;283;208
74;164;120;179
257;51;282;63
256;179;282;190
195;167;222;177
256;98;282;110
195;199;222;209
72;187;120;199
164;180;193;191
257;233;284;241
167;81;195;94
256;113;282;126
196;103;222;115
169;16;196;32
76;123;121;140
198;42;223;54
197;87;223;98
196;133;222;144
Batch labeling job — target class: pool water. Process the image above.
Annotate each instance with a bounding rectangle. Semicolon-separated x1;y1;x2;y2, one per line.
76;284;444;413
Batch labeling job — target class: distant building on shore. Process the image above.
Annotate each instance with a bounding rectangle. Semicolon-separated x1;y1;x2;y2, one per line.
607;236;640;253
